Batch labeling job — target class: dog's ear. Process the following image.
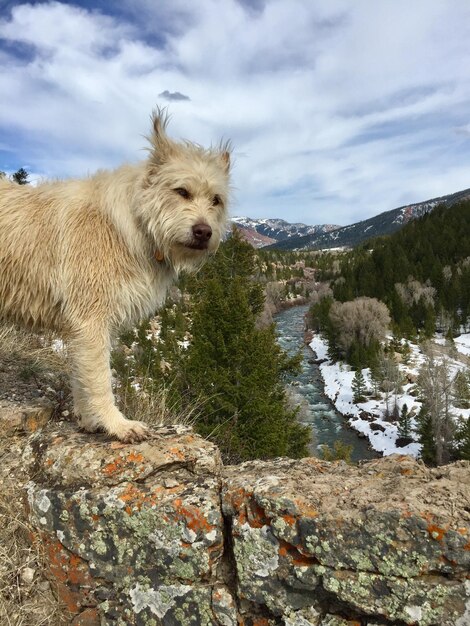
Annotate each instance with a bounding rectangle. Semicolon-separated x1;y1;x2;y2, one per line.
221;150;230;173
150;108;175;163
219;142;231;174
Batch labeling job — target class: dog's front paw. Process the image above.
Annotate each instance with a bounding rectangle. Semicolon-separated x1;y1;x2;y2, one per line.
111;419;150;443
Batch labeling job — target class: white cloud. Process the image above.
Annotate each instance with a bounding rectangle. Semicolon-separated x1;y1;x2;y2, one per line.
1;0;470;225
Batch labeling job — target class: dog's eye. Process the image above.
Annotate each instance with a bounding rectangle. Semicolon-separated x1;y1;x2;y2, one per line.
174;187;190;199
212;195;221;207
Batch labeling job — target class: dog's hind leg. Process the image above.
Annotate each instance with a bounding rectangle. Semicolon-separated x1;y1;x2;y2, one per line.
69;325;149;443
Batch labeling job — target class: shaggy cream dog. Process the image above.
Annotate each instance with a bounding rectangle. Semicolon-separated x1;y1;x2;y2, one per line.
0;111;231;442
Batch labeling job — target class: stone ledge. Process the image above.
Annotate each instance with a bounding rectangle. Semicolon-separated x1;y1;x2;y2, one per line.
0;403;467;625
222;456;470;625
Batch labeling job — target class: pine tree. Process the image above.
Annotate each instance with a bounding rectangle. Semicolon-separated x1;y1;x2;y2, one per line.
453;369;470;409
321;441;352;463
416;406;436;464
369;360;382;398
352;369;367;403
454;416;470;461
401;341;412;365
181;228;310;461
11;167;29;185
398;403;412;439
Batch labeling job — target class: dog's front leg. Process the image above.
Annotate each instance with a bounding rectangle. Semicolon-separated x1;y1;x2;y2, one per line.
69;325;149;443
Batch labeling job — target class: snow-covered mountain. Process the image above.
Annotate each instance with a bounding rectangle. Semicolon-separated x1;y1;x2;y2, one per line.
231;217;339;246
265;187;470;251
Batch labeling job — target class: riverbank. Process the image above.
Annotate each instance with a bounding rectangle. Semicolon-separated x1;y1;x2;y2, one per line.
274;305;378;462
309;334;420;456
309;332;470;457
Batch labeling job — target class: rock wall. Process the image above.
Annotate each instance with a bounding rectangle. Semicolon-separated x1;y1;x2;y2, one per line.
1;401;469;626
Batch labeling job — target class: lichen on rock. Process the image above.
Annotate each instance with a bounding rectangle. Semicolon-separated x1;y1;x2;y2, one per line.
0;400;468;625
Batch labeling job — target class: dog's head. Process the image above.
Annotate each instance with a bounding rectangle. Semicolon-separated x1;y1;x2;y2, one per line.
139;109;231;272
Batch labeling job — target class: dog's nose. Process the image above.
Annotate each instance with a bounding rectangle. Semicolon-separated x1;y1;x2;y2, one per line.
192;223;212;242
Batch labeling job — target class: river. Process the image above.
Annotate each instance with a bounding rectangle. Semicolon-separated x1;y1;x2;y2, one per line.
275;304;378;462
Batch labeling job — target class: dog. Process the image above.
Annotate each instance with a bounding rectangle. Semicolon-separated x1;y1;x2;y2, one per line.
0;110;231;442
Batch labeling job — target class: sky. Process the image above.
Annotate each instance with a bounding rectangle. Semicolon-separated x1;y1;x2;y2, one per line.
1;0;470;226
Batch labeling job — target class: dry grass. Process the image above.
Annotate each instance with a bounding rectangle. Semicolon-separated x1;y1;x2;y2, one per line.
115;376;204;428
0;325;69;374
0;489;69;626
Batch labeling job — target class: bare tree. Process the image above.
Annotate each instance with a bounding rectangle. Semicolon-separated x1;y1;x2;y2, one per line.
258;282;284;327
329;297;391;354
309;282;333;306
395;276;436;307
373;351;403;419
417;347;456;465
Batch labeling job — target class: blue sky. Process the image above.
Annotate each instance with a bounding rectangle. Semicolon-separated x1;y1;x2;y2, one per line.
1;0;470;226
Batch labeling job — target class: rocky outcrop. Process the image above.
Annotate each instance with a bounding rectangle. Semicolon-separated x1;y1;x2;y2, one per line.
1;401;469;625
223;458;469;626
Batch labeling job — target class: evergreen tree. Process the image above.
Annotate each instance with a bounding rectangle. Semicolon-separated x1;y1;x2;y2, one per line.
416;406;436;464
369;360;382;398
453;369;470;409
321;441;353;463
454;416;470;461
181;228;310;461
352;369;367;403
401;341;412;365
398;403;412;439
11;167;29;184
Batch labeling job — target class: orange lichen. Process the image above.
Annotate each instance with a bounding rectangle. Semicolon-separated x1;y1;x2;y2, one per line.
427;524;448;541
247;501;269;528
117;483;169;510
278;539;316;566
173;499;213;534
400;468;414;476
293;498;318;518
127;451;144;463
168;446;185;460
37;535;95;614
228;487;254;511
57;580;81;614
102;451;145;476
24;415;42;432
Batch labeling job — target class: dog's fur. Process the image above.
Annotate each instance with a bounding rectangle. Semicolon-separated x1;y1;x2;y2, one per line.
0;111;230;442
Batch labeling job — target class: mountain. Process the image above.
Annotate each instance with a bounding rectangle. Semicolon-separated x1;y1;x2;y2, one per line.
235;224;277;248
265;187;470;251
231;217;339;246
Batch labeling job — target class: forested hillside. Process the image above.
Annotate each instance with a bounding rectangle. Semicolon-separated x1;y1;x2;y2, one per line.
332;200;470;337
307;200;470;466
